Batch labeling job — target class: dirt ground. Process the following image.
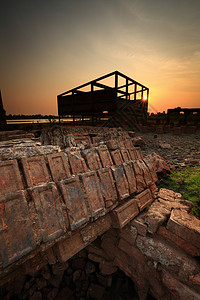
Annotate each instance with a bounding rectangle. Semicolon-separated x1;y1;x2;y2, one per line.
138;130;200;167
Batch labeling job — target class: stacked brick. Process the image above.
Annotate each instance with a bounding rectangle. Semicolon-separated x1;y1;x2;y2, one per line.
88;188;200;300
1;128;200;299
0;131;158;283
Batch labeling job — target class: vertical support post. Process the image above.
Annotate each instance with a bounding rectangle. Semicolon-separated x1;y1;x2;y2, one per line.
147;89;149;111
57;96;61;124
72;90;75;125
115;72;118;93
91;83;94;125
115;72;118;110
126;78;128;100
134;83;137;101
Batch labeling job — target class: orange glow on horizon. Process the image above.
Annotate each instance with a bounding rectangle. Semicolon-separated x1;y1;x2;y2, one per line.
1;1;200;115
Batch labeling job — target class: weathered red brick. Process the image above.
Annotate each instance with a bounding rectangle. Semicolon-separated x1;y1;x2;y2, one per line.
130;271;149;300
87;244;110;260
72;133;91;146
46;247;57;265
162;269;200;300
118;238;146;265
52;261;69;275
130;213;148;236
25;252;48;275
113;254;132;278
97;168;118;208
111;165;130;200
99;261;117;275
88;252;105;263
157;188;176;202
137;160;153;186
119;224;137;245
135;148;143;160
80;214;112;243
135;189;153;211
21;156;50;187
124;137;134;149
167;209;200;250
59;176;89;230
97;146;113;168
117;136;126;148
145;202;170;234
158;196;192;212
110;149;123;165
81;171;105;217
105;138;120;150
0;159;23;195
136;235;187;273
144;261;166;299
111;198;139;228
54;232;85;263
149;183;158;196
114;247;130;266
132;160;146;192
120;149;131;162
101;236;118;260
82;148;102;171
128;148;137;160
0;191;36;267
65;149;88;175
47;152;71;182
157;226;200;256
92;135;104;144
123;162;137;194
143;158;158;183
30;182;65;242
189;274;200;286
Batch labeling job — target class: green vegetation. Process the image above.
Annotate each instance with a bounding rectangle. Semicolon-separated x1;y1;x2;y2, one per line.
158;166;200;219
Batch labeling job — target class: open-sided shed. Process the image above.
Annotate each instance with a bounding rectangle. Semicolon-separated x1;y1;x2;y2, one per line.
57;71;149;127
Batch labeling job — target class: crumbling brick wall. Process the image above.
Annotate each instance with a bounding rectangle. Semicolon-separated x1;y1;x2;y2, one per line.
87;188;200;300
0;128;200;300
0;130;156;282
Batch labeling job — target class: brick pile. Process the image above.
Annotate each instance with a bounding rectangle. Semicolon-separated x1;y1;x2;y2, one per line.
85;188;200;300
1;187;199;299
0;129;157;285
0;130;35;142
1;128;200;300
0;247;141;300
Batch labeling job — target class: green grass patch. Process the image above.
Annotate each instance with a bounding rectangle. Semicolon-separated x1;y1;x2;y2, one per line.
158;166;200;219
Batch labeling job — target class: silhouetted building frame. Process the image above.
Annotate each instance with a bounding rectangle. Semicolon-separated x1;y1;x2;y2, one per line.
57;71;149;127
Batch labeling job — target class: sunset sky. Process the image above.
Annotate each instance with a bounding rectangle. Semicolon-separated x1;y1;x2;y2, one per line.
1;0;200;115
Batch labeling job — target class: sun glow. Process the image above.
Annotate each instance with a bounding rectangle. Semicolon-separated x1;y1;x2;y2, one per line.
143;95;147;101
